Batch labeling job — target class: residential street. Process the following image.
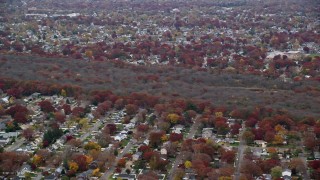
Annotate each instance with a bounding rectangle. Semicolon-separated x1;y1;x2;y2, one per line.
168;115;201;179
234;122;245;180
4;137;25;151
79;121;102;141
101;140;134;180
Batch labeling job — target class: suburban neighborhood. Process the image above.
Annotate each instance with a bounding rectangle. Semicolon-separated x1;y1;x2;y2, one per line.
0;0;319;180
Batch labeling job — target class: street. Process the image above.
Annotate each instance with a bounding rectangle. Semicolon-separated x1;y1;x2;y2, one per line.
101;140;134;180
4;137;25;151
234;122;245;180
168;115;201;179
79;121;102;141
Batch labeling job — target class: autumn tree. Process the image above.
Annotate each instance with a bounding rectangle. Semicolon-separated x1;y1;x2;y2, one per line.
271;166;282;179
39;100;55;113
84;141;101;151
149;131;165;148
241;159;262;177
289;158;305;173
62;104;72;115
125;104;138;115
71;154;88;171
221;150;236;164
54;111;66;124
114;157;126;168
169;133;183;142
242;130;255;144
167;113;181;124
22;128;34;141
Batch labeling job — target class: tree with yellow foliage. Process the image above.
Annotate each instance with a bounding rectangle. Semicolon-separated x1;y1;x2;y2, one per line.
184;160;192;168
32;154;43;166
84;141;101;151
167;113;180;124
218;177;232;180
92;168;101;177
272;134;284;145
60;89;67;97
161;134;168;142
79;118;89;130
215;112;223;118
68;161;79;171
274;124;287;135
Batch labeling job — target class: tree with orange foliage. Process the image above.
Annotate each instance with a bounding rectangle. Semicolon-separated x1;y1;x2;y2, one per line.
117;158;126;168
68;161;79;171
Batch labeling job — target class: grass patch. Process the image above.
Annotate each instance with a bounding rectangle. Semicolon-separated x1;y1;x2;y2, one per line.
230;142;240;146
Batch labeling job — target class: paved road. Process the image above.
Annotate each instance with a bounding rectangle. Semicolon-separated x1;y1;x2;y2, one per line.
5;137;25;151
100;113;138;179
299;139;311;180
80;121;102;141
234;122;245;180
101;140;134;180
168;115;201;179
34;174;43;180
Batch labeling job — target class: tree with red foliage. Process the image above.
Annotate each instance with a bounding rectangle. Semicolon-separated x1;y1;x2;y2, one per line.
14;111;28;123
143;151;156;161
6;104;28;117
245;117;258;128
22;128;34;141
114;98;125;110
169;133;183;142
0;152;29;172
264;131;275;143
6;87;23;98
215;117;229;135
221;150;236;164
241;159;263;177
96;101;111;115
309;160;320;179
62;104;72;115
149;131;165;148
71;154;88;171
125;104;138;116
138;145;151;153
38;100;55;113
105;124;117;135
117;158;126;168
231;123;242;135
259;159;280;173
54;111;66;124
72;107;85;117
138;171;158;180
304;134;317;151
137;124;149;132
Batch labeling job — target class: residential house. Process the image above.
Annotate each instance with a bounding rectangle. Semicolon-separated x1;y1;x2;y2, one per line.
17;163;32;179
254;140;267;148
202;128;213;139
0;131;20;138
132;152;142;161
113;173;136;180
0;137;10;146
282;169;292;180
77;169;93;180
172;125;184;134
44;174;57;180
0;116;11;131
